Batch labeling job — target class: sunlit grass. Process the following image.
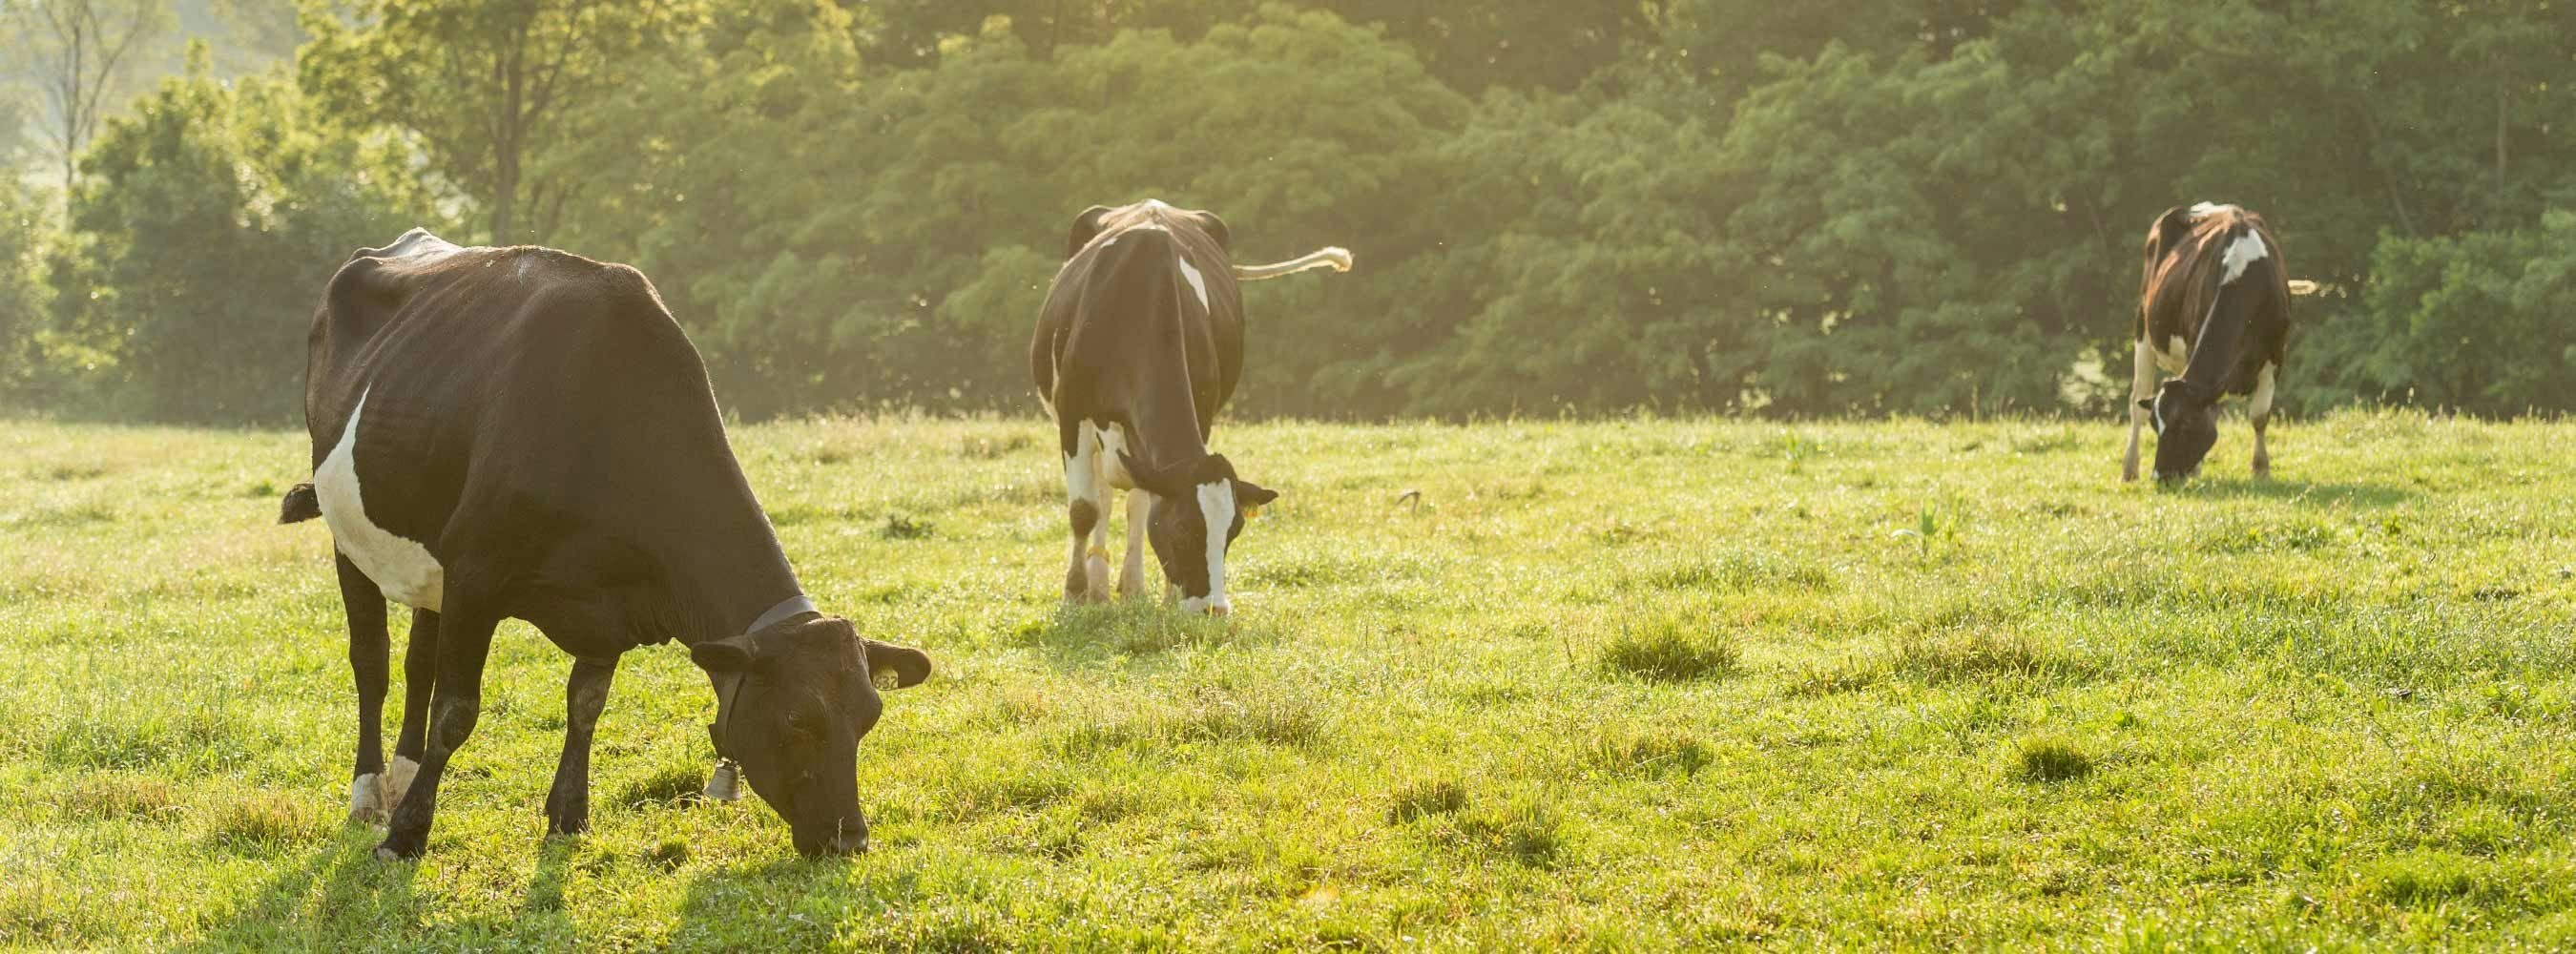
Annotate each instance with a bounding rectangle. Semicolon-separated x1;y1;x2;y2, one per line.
2;409;2573;948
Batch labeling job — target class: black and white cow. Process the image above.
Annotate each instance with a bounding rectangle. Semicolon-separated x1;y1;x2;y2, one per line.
280;229;931;859
1030;200;1349;614
2124;203;2295;483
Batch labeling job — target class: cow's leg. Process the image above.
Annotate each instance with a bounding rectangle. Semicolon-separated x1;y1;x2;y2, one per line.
2249;362;2277;479
2122;337;2156;482
1117;487;1151;599
545;657;617;838
376;596;498;861
1062;421;1109;603
336;553;393;824
384;608;437;814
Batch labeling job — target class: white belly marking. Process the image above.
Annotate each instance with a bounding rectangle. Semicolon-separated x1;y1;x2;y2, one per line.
316;389;445;611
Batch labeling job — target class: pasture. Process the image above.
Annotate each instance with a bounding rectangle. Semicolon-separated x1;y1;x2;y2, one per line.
3;411;2572;949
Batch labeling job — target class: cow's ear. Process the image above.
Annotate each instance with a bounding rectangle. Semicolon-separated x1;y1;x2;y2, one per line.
1067;205;1114;259
2148;206;2195;264
692;633;759;673
1234;479;1278;509
1191;211;1233;253
865;640;933;690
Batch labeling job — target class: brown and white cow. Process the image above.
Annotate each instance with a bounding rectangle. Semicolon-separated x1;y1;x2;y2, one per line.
1029;200;1349;614
2124;203;2295;483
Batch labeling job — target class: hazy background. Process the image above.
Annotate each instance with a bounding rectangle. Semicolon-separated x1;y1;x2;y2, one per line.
0;0;2568;425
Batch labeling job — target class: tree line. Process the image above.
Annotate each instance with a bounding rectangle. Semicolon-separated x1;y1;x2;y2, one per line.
1;0;2570;425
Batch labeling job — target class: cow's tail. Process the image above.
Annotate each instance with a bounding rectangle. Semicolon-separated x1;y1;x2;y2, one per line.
1233;247;1353;281
280;482;321;524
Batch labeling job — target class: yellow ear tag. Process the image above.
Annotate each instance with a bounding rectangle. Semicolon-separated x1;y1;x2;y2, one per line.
1243;506;1261;520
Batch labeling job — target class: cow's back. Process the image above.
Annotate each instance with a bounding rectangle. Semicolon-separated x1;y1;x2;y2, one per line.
302;231;728;563
1035;211;1242;430
2138;205;2292;387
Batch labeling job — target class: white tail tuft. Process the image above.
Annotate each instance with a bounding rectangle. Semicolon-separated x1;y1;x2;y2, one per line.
1234;247;1354;281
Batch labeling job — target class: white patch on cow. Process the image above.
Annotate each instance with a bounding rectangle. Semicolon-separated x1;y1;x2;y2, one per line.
2190;201;2236;218
384;756;418;806
1064;422;1108;601
2219;232;2269;285
1175;256;1210;310
349;773;384;821
2250;363;2278;419
2157;336;2191;375
1195;480;1236;614
316;389;445;611
1095;423;1133;490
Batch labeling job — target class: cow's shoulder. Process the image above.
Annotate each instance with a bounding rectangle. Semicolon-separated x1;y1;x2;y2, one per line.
318;229;479;339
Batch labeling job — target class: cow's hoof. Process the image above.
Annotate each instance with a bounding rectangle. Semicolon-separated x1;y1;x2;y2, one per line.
348;774;387;825
372;842;417;862
383;757;419;808
546;801;590;838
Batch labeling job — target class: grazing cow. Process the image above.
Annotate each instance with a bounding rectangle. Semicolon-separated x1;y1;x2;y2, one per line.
1030;200;1349;614
2124;203;2294;482
280;229;932;859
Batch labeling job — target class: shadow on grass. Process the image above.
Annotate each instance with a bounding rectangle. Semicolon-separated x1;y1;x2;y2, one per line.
2159;477;2415;508
669;857;872;950
181;826;419;950
1008;600;1277;668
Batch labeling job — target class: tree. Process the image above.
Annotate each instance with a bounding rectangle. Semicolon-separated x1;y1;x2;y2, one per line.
300;0;698;244
1;0;176;189
2299;213;2576;416
49;49;440;422
0;180;52;402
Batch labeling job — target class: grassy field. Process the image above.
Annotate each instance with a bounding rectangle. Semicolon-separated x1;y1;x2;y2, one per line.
3;411;2573;949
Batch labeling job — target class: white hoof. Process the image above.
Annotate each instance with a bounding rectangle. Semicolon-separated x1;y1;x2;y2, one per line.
1083;555;1113;601
347;774;385;824
383;756;419;812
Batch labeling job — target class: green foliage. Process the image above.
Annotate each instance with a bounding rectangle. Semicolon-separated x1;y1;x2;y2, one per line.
10;0;2576;422
0;182;52;403
298;0;701;243
44;52;435;422
2307;212;2576;415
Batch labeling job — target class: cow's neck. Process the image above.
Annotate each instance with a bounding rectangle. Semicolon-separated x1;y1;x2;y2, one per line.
633;464;806;647
1122;374;1211;474
2180;280;2256;393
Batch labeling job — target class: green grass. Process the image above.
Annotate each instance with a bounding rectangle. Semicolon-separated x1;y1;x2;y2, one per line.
4;409;2575;949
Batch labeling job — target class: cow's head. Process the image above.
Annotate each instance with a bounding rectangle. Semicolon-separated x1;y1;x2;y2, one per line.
2140;379;2219;482
691;614;932;856
1119;452;1278;615
1066;201;1233;259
